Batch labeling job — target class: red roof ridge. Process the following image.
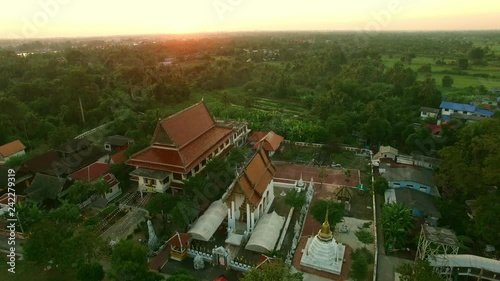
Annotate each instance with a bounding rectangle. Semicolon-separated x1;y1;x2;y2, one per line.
166;232;190;248
163;101;213;124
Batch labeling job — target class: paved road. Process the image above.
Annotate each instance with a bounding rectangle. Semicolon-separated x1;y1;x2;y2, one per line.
101;208;147;241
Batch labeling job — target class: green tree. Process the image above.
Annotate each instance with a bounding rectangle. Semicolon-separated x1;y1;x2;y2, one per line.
472;193;500;247
111;240;163;281
166;269;196;281
355;229;375;246
15;199;43;232
242;259;303;281
442;75;454;87
418;64;432;73
146;193;176;230
373;177;389;196
382;203;414;250
77;262;105;281
398;259;444;281
350;248;374;280
468;47;485;64
227;146;249;168
457;58;469;70
284;190;307;209
310;200;345;227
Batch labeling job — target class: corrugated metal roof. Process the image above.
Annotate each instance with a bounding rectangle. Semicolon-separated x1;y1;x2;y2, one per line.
440;101;494;117
430;254;500;274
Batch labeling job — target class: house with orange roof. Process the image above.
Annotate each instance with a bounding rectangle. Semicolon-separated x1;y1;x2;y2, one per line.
248;131;283;156
127;101;244;195
0;140;26;164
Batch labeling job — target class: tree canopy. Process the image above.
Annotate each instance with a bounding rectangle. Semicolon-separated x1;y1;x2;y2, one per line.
241;259;303;281
309;200;345;227
398;260;444;281
381;203;414;250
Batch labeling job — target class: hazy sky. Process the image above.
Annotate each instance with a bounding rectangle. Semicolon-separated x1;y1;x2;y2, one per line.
1;0;499;38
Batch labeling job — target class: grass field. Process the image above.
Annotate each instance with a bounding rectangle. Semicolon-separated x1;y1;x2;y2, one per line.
383;55;500;98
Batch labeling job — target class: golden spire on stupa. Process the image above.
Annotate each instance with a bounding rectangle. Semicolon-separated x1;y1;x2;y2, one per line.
318;207;333;240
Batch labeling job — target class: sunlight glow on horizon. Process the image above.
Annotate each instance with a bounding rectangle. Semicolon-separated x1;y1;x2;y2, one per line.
1;0;499;38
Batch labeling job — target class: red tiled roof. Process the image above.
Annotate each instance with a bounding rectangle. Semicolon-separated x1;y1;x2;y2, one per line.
128;125;232;174
111;150;127;164
232;149;275;206
103;174;119;187
248;131;268;143
152;102;215;147
424;123;442;135
256;255;276;269
166;232;190;249
0;140;25;157
70;163;111;182
0;194;25;205
252;131;284;152
213;276;229;281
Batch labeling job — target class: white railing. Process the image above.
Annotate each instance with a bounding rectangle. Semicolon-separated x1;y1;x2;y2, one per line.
74;123;111;139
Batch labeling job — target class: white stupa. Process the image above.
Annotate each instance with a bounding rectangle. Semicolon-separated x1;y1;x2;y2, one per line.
300;209;345;275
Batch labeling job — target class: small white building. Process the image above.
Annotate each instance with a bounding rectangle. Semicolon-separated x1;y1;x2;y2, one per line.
420;107;440;120
0;140;26;164
372;146;398;166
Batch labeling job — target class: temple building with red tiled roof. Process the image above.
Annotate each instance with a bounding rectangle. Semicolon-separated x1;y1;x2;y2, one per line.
127;101;248;195
188;149;279;246
225;149;276;237
248;131;283;156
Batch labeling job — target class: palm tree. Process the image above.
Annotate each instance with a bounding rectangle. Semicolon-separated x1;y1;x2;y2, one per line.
381;203;414;250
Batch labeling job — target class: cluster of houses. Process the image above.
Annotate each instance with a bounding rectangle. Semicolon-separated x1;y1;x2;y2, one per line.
0;135;134;214
373;146;442;226
373;145;500;280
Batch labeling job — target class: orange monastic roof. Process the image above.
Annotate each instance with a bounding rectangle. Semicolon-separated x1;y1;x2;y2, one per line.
167;232;190;249
231;149;275;206
152;102;215;147
251;131;283;152
127;102;232;174
0;140;25;158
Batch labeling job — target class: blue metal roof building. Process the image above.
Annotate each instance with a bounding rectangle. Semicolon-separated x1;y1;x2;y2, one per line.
439;101;494;117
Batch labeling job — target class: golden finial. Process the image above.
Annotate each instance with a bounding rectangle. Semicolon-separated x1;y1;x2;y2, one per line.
318;206;333;240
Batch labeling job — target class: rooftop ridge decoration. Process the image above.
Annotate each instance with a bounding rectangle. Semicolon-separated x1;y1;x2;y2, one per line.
227;148;276;206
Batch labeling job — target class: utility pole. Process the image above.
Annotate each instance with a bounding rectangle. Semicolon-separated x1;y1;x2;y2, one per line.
79;96;86;124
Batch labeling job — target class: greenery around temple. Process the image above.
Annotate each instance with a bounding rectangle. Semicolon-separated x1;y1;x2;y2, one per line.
2;31;500;279
309;199;345;227
241;259;303;281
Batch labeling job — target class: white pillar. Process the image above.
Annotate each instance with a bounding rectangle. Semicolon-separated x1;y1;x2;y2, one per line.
250;212;255;232
231;201;235;219
246;204;250;232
